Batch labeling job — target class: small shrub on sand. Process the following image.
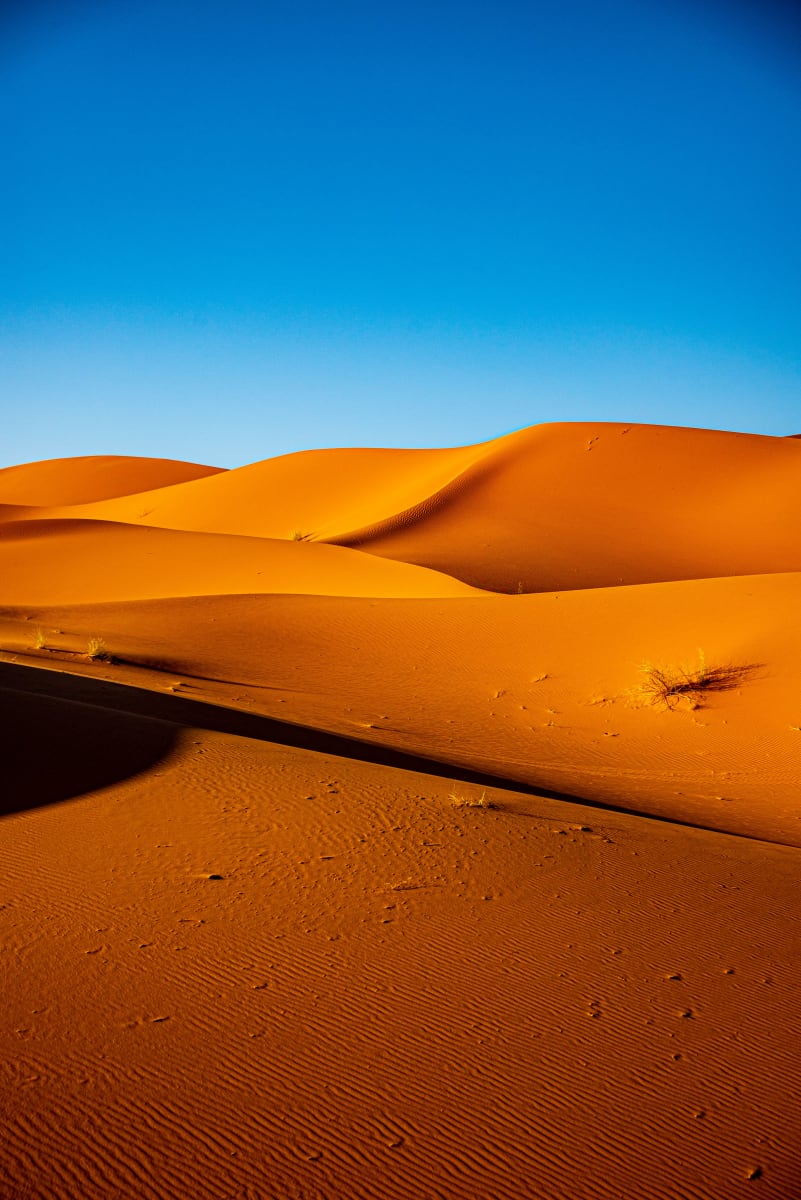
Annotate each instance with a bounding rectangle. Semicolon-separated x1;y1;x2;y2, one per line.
34;628;46;650
86;636;110;661
290;529;311;541
449;790;497;810
639;650;750;711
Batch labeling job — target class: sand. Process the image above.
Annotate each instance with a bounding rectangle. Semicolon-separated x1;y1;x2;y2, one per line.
1;421;799;1199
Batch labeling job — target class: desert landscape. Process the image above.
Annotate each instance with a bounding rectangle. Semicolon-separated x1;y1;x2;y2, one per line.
1;419;800;1200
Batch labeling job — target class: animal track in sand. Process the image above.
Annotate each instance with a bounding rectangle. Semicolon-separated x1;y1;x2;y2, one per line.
121;1015;172;1029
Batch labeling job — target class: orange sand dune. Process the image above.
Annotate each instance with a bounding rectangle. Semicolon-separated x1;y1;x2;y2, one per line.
33;441;490;541
327;422;801;591
0;503;36;524
1;421;800;1200
5;567;798;845
0;454;223;507
0;518;483;604
19;422;801;592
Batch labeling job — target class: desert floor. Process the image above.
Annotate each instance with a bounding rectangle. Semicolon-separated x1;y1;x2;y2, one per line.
1;422;800;1199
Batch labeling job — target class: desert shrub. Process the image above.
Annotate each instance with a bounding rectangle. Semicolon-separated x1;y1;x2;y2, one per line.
639;650;751;710
87;637;109;661
448;790;497;810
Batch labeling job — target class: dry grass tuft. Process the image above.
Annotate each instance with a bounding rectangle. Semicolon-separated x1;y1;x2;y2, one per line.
34;628;46;650
290;530;312;541
448;790;497;810
87;636;110;661
638;650;752;711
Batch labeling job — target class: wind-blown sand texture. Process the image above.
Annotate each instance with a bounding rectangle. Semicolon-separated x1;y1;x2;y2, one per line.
1;422;800;1200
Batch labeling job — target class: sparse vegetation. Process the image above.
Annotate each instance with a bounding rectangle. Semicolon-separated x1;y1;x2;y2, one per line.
638;650;751;711
87;636;110;661
34;628;46;649
448;790;497;810
290;529;311;541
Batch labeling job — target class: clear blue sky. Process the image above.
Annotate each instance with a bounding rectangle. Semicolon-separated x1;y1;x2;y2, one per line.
2;0;799;467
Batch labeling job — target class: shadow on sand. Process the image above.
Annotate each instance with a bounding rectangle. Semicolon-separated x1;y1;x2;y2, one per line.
1;672;179;817
0;660;782;843
0;658;610;822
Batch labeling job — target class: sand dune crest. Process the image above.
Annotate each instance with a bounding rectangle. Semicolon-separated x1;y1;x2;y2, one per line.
0;454;224;507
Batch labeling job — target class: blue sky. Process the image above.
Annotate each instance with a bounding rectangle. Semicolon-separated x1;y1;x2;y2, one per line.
2;0;800;467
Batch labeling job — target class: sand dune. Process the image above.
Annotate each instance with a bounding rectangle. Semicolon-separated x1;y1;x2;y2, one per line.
1;421;800;1200
327;422;801;591
17;423;801;591
5;568;798;844
0;454;223;507
0;503;35;525
0;518;483;604
29;441;490;542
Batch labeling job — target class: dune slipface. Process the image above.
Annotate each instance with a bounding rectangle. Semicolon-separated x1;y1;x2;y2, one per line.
1;422;800;1200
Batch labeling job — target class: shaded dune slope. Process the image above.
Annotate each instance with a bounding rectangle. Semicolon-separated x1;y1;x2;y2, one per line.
0;503;35;525
1;682;177;814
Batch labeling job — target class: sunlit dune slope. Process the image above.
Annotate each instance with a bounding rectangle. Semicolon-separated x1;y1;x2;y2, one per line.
0;519;482;604
7;569;799;845
32;441;490;542
0;454;224;507
20;423;801;592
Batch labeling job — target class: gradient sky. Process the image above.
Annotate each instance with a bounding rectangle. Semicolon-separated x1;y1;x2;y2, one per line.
2;0;800;468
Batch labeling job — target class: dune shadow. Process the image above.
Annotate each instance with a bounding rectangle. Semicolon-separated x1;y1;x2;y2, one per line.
0;660;783;843
1;674;178;817
0;659;633;823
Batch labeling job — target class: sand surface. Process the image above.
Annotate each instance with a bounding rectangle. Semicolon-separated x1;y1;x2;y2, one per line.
1;422;800;1199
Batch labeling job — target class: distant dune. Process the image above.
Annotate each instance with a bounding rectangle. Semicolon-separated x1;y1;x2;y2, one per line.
2;422;799;1200
0;518;483;604
16;423;801;592
0;453;224;507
